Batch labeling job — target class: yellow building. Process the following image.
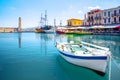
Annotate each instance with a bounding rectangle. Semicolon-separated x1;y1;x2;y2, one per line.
67;18;82;27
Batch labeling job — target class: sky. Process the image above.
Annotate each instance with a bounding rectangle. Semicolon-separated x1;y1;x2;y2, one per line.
0;0;120;28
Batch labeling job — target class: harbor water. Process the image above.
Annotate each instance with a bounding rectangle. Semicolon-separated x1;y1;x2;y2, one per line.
0;33;120;80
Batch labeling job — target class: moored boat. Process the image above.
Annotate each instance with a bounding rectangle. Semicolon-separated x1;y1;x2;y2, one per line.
56;41;111;73
56;27;66;34
35;28;45;33
56;30;65;34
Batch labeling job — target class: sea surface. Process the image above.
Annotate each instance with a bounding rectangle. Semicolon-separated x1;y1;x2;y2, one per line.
0;32;120;80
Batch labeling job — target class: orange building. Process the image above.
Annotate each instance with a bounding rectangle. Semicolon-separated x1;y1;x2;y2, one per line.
67;18;82;27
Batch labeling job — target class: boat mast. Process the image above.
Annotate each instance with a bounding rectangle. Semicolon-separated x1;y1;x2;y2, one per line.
54;19;56;33
60;20;62;27
40;13;43;28
45;10;47;26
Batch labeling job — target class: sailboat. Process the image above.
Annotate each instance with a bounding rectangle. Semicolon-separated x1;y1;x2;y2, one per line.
42;10;55;33
35;10;54;33
35;13;45;33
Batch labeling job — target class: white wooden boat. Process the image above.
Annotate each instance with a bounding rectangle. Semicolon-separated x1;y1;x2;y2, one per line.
56;41;111;73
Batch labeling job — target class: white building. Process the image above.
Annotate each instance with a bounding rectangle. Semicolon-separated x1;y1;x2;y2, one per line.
103;6;120;25
82;6;120;26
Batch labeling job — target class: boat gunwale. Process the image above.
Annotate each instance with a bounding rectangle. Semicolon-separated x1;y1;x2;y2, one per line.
58;49;107;60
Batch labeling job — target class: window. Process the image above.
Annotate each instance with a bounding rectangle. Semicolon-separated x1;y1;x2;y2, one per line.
108;18;110;23
74;22;76;25
104;12;106;16
108;11;110;17
119;17;120;22
96;14;97;17
99;13;101;17
69;22;72;26
114;18;116;23
104;18;106;23
68;22;70;26
114;10;116;16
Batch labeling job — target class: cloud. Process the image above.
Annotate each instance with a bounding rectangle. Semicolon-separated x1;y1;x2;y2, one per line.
10;7;16;10
78;10;83;14
88;6;100;10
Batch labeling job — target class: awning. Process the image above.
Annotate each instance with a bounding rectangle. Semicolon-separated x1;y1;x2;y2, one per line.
92;26;104;28
115;25;120;29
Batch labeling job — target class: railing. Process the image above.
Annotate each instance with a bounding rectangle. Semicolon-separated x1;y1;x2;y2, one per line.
81;41;109;51
94;16;101;20
111;13;120;17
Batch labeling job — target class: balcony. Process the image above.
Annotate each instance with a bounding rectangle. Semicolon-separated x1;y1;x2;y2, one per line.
94;16;101;20
111;21;120;24
112;13;120;17
87;19;94;22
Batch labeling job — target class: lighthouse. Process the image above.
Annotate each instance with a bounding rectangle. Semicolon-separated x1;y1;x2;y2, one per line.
18;17;22;32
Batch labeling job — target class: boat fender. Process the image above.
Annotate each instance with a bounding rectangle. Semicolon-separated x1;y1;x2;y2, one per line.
79;45;82;47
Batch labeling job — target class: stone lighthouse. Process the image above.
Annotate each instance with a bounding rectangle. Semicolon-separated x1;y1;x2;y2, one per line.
18;17;22;32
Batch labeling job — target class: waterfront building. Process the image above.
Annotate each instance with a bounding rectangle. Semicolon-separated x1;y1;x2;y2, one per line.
82;6;120;26
82;9;103;26
67;18;82;27
103;6;120;25
0;28;4;32
0;27;17;32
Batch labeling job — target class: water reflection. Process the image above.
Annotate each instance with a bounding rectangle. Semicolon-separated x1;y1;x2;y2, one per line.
35;33;57;55
18;33;21;48
35;33;56;41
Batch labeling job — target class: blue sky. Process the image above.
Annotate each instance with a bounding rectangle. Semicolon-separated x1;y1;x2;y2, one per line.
0;0;120;28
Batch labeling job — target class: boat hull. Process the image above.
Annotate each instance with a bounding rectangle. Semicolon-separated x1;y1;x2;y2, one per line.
56;30;65;34
44;30;54;33
58;49;109;73
35;29;45;33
